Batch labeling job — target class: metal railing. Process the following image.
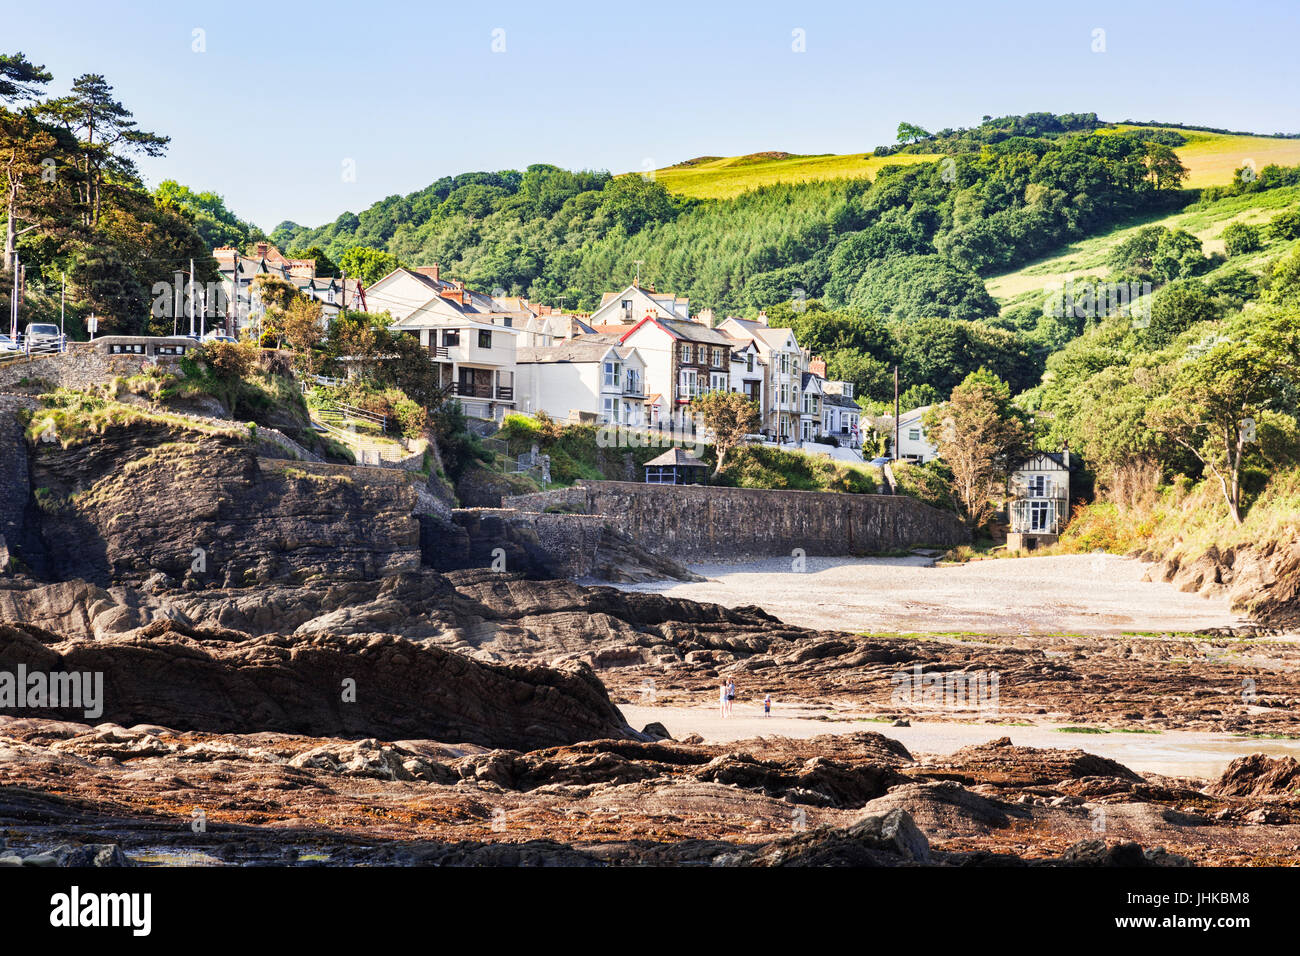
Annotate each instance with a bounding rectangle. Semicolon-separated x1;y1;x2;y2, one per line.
0;334;69;366
450;381;513;401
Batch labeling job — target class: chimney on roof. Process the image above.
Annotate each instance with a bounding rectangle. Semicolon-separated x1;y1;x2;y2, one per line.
1062;441;1070;469
756;310;768;326
809;356;827;378
415;264;441;281
632;275;639;289
255;242;269;259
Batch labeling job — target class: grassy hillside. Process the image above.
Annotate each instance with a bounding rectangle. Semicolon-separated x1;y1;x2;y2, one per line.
986;184;1300;311
646;127;1300;201
646;151;940;199
1114;125;1300;188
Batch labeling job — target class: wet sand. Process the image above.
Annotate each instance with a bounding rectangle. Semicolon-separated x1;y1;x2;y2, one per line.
614;553;1248;635
620;702;1300;779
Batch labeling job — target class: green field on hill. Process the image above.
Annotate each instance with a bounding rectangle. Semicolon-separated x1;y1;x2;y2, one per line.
1113;125;1300;188
985;184;1300;312
645;151;940;199
645;127;1300;201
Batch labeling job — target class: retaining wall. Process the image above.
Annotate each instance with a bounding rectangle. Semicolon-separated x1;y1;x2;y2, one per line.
503;480;967;561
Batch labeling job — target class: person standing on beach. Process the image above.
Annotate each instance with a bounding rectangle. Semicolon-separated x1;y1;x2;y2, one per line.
719;682;728;718
763;694;771;717
725;679;736;718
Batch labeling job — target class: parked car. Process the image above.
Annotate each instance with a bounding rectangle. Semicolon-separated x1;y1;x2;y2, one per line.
0;333;20;353
202;330;237;343
23;323;61;342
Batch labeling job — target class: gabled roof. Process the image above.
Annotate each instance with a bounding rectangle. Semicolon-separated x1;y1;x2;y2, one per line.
897;405;933;427
644;447;706;468
619;315;736;347
1015;450;1079;472
515;342;639;364
720;316;800;351
823;392;860;410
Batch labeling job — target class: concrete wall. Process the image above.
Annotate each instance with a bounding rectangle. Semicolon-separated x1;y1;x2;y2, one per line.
504;479;967;561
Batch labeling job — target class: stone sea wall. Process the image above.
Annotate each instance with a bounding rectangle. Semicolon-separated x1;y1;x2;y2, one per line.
504;480;968;561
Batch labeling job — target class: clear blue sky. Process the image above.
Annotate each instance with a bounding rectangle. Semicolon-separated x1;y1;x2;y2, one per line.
9;0;1299;231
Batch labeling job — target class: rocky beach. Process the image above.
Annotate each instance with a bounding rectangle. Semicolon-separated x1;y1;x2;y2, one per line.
1;415;1299;869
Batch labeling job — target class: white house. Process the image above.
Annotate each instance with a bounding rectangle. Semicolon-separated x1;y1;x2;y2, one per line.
364;265;503;325
515;340;647;425
589;280;690;327
820;381;861;447
895;405;940;462
389;294;520;422
1007;449;1076;549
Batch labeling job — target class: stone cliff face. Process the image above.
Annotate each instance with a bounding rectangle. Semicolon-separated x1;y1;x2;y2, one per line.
426;509;702;583
26;423;421;588
1141;532;1300;628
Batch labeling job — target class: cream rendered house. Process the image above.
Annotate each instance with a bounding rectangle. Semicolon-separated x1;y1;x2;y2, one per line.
389;292;519;422
589;280;690;327
1007;449;1076;549
515;340;647;425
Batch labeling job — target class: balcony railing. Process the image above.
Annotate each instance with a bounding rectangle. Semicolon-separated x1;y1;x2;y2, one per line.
429;344;450;359
451;381;513;401
1011;481;1068;500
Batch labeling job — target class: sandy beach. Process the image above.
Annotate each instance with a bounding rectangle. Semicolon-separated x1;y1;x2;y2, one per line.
612;553;1249;635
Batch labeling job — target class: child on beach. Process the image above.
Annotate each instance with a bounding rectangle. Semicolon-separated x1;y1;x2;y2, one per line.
763;694;771;716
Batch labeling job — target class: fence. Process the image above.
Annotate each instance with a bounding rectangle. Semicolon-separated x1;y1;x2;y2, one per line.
0;334;68;367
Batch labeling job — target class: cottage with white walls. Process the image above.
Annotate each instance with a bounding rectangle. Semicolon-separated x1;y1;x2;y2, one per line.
364;266;502;324
1006;449;1077;549
389;300;520;423
893;405;940;462
820;381;861;447
589;280;690;327
515;340;647;425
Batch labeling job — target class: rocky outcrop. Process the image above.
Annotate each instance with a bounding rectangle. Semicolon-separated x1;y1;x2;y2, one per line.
921;738;1144;788
26;423;421;587
1142;533;1300;628
427;509;701;583
0;620;640;749
1206;754;1300;800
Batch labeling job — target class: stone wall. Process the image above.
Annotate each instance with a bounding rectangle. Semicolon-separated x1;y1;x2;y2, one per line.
0;343;187;391
504;480;967;561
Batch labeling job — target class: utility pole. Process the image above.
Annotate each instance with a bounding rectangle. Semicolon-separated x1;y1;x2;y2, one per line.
60;272;65;348
893;365;900;461
188;258;196;337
